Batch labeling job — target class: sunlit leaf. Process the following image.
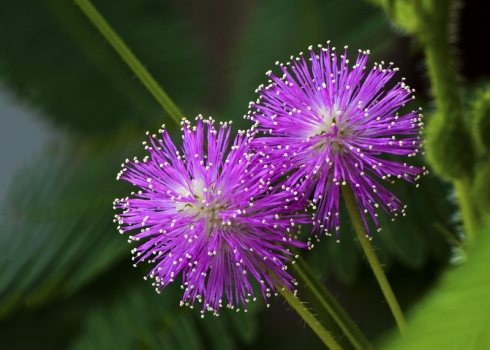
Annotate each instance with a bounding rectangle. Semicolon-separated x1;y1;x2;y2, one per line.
381;219;490;349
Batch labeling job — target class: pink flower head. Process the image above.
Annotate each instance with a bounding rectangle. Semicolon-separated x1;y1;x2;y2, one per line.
114;116;307;316
248;43;426;238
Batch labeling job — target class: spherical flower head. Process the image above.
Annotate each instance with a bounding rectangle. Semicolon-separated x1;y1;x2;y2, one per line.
114;116;307;316
248;42;426;238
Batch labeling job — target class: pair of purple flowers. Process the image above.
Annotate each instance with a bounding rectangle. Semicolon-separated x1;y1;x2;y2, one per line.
114;43;424;315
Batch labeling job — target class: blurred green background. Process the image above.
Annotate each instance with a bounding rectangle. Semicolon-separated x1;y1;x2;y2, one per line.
0;0;489;349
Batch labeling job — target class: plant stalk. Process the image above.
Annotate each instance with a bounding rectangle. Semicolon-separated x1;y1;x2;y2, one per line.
74;0;185;125
416;0;478;242
293;256;373;349
275;281;343;350
342;183;407;334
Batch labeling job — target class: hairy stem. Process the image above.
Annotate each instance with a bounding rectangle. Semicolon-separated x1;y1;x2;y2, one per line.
275;281;343;350
342;183;407;334
294;256;374;349
416;0;478;241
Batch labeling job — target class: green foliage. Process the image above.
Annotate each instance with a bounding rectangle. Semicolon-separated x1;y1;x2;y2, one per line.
381;220;490;349
0;136;140;318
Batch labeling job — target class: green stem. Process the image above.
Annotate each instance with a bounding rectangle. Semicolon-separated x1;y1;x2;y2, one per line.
275;281;342;350
416;0;479;241
342;183;407;334
418;0;461;120
74;0;185;125
294;256;373;350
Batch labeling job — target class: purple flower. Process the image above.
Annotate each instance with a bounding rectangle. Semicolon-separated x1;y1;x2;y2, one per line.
114;116;307;316
248;43;425;238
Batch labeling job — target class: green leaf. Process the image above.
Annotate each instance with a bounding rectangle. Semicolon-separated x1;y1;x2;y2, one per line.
0;0;207;135
380;218;490;349
0;135;141;316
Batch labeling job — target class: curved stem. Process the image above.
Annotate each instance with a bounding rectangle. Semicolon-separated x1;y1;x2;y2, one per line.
74;0;185;125
416;0;478;241
342;183;407;334
294;256;373;349
275;281;343;350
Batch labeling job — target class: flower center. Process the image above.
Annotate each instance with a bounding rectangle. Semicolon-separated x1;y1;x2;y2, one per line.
307;105;350;154
175;179;228;233
308;106;336;138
